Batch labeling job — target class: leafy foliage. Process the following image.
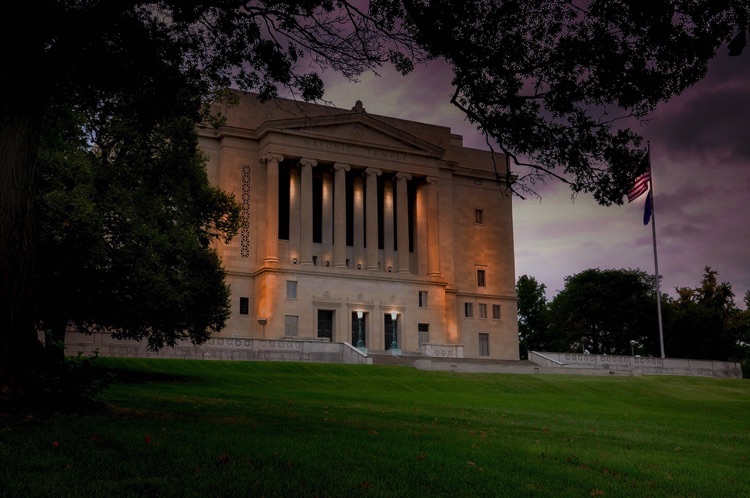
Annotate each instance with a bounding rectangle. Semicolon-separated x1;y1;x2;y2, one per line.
521;266;750;366
36;100;241;351
665;267;749;362
515;275;551;358
2;0;748;388
0;0;420;385
397;0;749;203
548;268;659;355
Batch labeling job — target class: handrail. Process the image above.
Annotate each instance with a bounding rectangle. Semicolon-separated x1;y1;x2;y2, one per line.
529;351;565;366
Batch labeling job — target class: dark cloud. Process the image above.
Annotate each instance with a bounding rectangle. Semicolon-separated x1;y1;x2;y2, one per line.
317;49;750;307
647;54;750;167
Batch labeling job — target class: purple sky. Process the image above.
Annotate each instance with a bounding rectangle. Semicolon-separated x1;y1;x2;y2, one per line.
315;51;750;307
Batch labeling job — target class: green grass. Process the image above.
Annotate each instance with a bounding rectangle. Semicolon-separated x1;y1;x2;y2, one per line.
2;358;749;497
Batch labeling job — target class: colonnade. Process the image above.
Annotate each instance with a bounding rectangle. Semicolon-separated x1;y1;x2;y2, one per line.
261;154;440;275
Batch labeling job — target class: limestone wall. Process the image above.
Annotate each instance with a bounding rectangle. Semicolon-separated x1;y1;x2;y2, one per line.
64;331;372;365
529;351;742;378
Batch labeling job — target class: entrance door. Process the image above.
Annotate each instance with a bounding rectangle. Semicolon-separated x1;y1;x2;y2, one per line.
317;310;333;340
384;314;394;350
351;312;366;347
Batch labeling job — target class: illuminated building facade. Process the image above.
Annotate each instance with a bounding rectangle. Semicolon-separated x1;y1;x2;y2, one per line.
198;92;519;360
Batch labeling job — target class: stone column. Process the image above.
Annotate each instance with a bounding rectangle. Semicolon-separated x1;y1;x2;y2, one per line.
365;167;381;271
426;176;441;276
333;163;350;268
321;171;333;266
353;175;364;268
383;179;395;273
289;166;300;262
395;172;412;273
262;153;284;263
299;158;317;266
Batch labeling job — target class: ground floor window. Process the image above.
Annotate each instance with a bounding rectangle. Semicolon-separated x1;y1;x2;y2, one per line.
317;310;333;340
478;333;489;357
239;297;249;315
418;323;429;345
285;315;299;336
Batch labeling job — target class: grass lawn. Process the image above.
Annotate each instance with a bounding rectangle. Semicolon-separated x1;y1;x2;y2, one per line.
1;358;748;497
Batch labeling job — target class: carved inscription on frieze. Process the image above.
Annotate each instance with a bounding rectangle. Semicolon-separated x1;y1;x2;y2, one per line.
302;138;409;163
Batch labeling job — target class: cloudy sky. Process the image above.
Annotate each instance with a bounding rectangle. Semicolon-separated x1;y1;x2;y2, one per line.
315;49;750;307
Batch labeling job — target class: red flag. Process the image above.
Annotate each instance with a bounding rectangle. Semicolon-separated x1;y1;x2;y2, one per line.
627;168;651;202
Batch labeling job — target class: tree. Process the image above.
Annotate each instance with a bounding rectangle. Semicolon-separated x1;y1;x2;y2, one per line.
2;1;747;387
665;266;744;360
516;275;551;359
548;268;659;355
35;99;241;355
398;0;748;203
1;1;417;386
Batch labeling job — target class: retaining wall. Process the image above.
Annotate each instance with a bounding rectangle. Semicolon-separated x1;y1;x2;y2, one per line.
529;351;742;378
63;331;372;365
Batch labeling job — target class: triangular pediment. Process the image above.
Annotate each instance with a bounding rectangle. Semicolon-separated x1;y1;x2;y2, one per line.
256;113;446;158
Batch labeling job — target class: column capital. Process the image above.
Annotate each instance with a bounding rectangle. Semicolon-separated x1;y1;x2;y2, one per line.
333;163;351;172
364;167;382;177
261;153;284;164
425;176;439;185
394;172;412;182
299;158;318;168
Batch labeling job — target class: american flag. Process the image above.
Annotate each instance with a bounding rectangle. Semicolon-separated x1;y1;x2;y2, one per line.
627;166;651;203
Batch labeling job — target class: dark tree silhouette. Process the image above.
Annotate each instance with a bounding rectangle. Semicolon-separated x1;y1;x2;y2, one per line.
1;1;747;391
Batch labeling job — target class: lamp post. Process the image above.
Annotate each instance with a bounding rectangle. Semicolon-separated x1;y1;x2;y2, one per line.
356;310;366;352
630;339;637;357
390;311;400;355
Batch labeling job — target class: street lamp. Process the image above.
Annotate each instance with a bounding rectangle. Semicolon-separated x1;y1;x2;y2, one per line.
390;311;400;355
629;340;637;357
356;310;366;352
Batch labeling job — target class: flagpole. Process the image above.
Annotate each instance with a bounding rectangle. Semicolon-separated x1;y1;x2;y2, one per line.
647;143;666;358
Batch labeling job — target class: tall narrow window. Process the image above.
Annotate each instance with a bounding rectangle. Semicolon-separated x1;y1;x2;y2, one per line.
464;302;474;318
478;333;490;356
477;269;486;287
285;315;299;336
478;303;487;319
492;304;501;320
418;291;428;308
475;208;484;225
239;297;249;315
240;165;251;257
418;323;430;345
286;280;297;299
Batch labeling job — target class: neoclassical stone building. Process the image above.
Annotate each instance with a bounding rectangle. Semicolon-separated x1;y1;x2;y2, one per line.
198;91;519;360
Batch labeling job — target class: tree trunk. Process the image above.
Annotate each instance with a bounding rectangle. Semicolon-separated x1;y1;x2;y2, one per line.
0;100;44;389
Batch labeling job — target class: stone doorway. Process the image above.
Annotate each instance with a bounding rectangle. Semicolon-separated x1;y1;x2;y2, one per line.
351;311;366;348
317;310;333;340
384;313;394;350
